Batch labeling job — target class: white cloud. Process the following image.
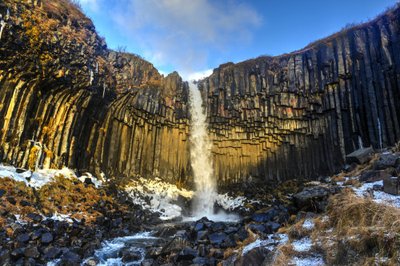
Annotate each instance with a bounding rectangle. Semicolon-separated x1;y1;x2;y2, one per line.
77;0;99;12
109;0;262;78
185;69;214;81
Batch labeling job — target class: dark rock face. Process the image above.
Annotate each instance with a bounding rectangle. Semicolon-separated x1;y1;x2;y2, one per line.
1;0;400;186
200;6;400;183
0;0;190;184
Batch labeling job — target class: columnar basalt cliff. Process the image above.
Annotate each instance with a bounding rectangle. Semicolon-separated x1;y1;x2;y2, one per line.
200;6;400;184
0;0;190;183
1;0;400;186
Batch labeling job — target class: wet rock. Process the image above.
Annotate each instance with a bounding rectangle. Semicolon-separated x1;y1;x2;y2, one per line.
41;232;54;244
176;247;197;261
234;228;248;242
0;189;6;197
208;232;227;245
346;147;373;164
248;223;266;234
16;233;30;243
265;222;281;233
0;249;11;264
24;246;40;258
383;176;400;195
60;250;81;265
27;212;42;223
192;256;209;265
43;247;61;260
141;259;154;266
196;230;208;241
374;153;400;170
359;170;391;183
251;208;279;222
194;222;205;231
120;248;142;262
210;222;225;232
10;248;25;259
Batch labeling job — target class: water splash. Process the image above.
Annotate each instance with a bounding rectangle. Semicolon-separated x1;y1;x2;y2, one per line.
188;81;217;218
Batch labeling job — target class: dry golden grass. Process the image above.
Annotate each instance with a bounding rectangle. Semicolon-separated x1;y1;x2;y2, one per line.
273;188;400;265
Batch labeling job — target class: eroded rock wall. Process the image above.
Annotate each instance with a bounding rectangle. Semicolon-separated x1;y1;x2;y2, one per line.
200;7;400;183
1;0;400;186
0;0;190;183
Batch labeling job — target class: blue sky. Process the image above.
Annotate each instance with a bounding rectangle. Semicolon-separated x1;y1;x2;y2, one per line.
77;0;397;79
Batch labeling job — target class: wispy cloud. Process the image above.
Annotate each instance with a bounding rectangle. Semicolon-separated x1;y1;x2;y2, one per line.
77;0;100;12
79;0;262;78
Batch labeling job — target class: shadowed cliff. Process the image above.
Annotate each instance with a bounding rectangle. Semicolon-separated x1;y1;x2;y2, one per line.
1;0;400;186
200;5;400;183
0;0;190;183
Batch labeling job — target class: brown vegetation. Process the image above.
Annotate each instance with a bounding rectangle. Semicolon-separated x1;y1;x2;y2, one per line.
274;189;400;265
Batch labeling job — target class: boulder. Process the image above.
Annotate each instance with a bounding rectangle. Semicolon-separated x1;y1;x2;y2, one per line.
374;153;400;170
41;232;54;244
233;247;273;266
251;208;279;223
346;147;373;164
209;232;227;245
293;185;341;212
383;176;400;195
359;170;391;183
176;247;197;261
24;247;40;259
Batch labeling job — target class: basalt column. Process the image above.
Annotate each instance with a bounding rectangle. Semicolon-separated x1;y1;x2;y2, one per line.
200;7;400;184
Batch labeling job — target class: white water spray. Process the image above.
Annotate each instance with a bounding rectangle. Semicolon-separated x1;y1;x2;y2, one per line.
188;81;217;218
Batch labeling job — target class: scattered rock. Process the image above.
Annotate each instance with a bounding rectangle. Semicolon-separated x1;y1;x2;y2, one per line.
27;212;42;223
41;232;54;244
374;153;400;170
293;185;341;212
346;147;373;164
24;246;40;259
16;233;30;243
60;250;81;265
383;176;400;195
359;170;391;183
0;189;5;197
176;247;197;261
208;232;227;245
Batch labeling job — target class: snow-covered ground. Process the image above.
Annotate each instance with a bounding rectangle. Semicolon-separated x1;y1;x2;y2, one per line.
352;180;400;208
242;234;289;255
0;164;103;188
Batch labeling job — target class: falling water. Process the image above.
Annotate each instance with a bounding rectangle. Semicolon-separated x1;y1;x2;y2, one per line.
377;118;383;149
358;135;364;149
188;81;217;218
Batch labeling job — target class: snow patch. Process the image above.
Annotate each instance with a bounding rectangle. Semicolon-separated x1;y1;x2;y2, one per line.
292;237;313;252
242;234;288;255
0;164;103;188
352;180;400;208
215;193;247;211
48;212;74;223
302;219;315;230
291;255;325;266
125;177;194;220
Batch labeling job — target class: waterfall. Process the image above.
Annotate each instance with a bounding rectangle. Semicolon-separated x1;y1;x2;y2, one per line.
188;81;217;218
377;118;383;149
358;135;364;149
